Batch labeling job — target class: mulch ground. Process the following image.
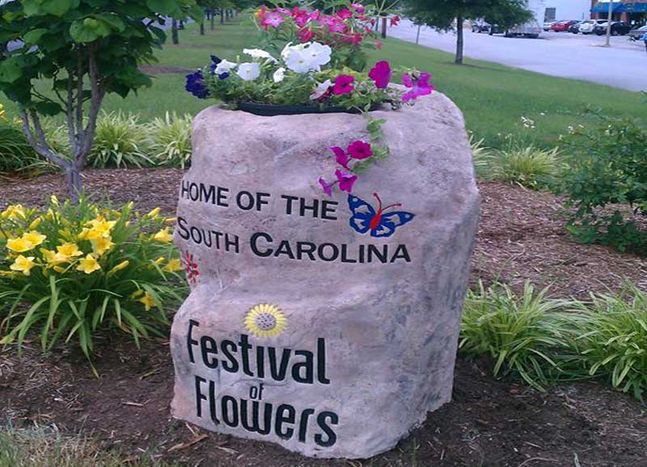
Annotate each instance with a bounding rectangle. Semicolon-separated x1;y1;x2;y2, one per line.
1;169;646;466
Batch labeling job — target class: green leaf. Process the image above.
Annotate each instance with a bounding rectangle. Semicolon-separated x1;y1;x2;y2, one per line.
0;58;23;83
23;28;49;44
69;17;112;43
146;0;181;16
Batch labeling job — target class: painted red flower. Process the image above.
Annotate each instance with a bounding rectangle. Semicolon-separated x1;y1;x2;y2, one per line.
319;177;334;196
335;169;358;193
333;74;355;95
368;61;391;89
182;251;200;286
402;72;434;102
348;140;373;160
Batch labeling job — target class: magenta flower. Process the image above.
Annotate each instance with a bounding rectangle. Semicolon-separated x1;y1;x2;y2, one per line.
351;3;365;14
336;8;353;19
333;75;355;95
330;146;350;169
292;7;310;27
390;15;400;26
348;140;373;160
319;177;334;196
368;61;391;89
298;27;315;42
322;15;347;33
261;11;285;29
401;72;434;102
335;170;358;193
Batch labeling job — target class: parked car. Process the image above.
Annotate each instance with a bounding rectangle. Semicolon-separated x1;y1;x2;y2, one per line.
551;20;578;32
594;21;632;36
543;21;556;31
568;21;582;34
472;20;491;33
628;24;647;40
578;19;607;34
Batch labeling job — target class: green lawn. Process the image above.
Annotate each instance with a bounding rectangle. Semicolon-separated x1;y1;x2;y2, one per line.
3;18;646;149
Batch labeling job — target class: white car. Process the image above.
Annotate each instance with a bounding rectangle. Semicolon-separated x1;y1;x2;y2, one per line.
578;19;607;34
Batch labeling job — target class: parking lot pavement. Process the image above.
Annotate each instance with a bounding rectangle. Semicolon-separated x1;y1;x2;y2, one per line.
389;19;647;92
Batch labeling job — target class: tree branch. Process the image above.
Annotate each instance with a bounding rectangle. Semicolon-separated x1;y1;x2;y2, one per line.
77;44;105;167
20;111;71;169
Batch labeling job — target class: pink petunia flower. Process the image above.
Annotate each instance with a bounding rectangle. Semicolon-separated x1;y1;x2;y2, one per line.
298;27;315;42
261;11;285;29
401;72;434;102
292;7;310;27
335;170;358;193
321;15;347;33
347;140;373;160
351;3;365;14
330;146;350;169
336;8;353;20
333;74;355;95
368;61;391;89
319;177;334;196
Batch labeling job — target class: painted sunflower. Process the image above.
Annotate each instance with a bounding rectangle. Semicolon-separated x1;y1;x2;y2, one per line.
244;304;287;338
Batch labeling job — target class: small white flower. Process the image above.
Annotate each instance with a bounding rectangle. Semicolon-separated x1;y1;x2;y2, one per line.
273;67;286;83
282;41;331;74
243;48;277;63
237;62;261;81
309;79;332;100
214;59;237;76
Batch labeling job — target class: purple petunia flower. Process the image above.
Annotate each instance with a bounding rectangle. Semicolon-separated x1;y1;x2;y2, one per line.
333;74;355;95
330;146;350;169
185;70;209;99
335;169;358;193
347;140;373;160
319;177;334;196
368;61;391;89
401;72;434;102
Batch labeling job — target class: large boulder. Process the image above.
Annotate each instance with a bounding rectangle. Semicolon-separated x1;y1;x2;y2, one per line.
170;91;480;459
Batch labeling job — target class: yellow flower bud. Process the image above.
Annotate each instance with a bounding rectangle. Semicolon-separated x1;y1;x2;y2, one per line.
108;260;130;275
146;207;161;218
29;218;42;230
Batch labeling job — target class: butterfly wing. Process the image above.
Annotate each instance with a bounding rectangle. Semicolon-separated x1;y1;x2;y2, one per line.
370;211;416;238
347;195;376;235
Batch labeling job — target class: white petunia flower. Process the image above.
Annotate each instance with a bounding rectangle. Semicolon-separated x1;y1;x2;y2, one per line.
214;59;237;76
309;79;332;100
236;62;261;81
273;67;286;83
304;42;332;68
283;41;332;74
243;48;278;63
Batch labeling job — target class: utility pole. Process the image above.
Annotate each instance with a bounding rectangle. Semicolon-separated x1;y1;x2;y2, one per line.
604;0;614;47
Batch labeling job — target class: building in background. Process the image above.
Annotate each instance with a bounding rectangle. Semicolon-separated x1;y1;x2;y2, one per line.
590;1;647;24
543;0;592;21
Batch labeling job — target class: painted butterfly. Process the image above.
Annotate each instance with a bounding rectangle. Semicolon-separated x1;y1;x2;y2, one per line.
347;193;415;238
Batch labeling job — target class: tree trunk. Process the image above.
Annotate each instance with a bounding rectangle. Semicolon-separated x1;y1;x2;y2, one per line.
179;20;185;30
455;15;464;64
200;20;205;35
66;166;82;202
172;19;179;45
220;9;224;24
210;10;215;30
381;16;387;38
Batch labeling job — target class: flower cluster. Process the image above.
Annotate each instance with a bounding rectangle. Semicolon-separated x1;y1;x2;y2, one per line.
0;197;181;310
319;140;375;195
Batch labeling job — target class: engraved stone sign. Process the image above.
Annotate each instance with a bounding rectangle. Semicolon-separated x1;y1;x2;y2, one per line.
170;92;480;459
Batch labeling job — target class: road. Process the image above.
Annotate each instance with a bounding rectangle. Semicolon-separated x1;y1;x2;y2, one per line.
389;19;647;92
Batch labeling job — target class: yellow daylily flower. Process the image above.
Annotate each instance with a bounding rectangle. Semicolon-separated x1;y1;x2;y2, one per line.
108;260;130;275
146;207;161;218
86;216;116;236
91;236;114;256
29;217;42;230
76;254;101;274
1;205;25;220
153;228;173;243
22;231;46;247
164;258;183;272
40;248;70;266
138;292;157;311
10;255;36;276
57;242;83;258
6;237;35;253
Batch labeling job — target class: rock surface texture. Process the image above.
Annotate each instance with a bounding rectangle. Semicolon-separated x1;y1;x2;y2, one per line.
170;92;480;459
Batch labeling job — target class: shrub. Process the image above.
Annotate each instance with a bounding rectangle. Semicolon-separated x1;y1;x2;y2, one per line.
88;112;152;168
469;134;497;179
560;117;647;255
460;282;570;390
146;112;193;169
568;286;647;401
0;196;185;361
0;104;49;175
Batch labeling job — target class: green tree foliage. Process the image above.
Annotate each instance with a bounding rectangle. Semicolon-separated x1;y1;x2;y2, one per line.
402;0;533;64
0;0;200;199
